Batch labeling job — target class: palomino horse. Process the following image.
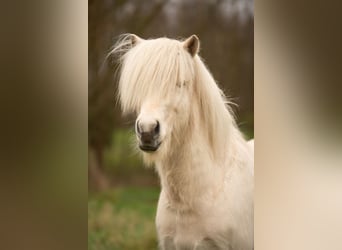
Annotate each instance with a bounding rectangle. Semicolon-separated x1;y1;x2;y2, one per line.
112;34;254;250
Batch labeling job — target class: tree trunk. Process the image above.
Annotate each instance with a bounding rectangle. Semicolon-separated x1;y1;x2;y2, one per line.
88;146;110;191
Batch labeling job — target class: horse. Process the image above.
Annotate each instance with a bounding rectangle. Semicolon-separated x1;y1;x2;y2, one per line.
112;34;254;250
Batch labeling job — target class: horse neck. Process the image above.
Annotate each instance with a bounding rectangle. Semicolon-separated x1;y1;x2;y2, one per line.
156;104;235;211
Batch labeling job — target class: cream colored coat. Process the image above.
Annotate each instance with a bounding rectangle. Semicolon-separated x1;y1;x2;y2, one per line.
113;34;254;250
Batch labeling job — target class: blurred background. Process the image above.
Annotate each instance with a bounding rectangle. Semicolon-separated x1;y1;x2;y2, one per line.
1;1;341;250
88;0;253;249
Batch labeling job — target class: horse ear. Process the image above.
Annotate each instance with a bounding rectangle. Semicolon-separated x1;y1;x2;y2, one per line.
183;35;200;57
129;34;143;47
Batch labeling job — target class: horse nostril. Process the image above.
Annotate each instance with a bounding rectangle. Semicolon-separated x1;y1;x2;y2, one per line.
136;120;141;134
154;121;160;134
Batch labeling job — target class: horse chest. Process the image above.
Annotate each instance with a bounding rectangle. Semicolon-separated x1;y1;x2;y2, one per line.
157;204;228;250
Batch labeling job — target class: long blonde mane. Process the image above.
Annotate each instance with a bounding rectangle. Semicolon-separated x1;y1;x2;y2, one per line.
112;34;243;162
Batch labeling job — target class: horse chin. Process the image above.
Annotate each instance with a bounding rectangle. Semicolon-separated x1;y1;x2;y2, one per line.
139;141;161;153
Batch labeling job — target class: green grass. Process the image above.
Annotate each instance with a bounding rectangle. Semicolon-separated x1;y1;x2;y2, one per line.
103;128;158;185
88;187;160;250
238;113;254;140
103;129;147;175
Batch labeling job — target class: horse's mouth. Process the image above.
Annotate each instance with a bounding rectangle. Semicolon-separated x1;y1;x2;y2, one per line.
139;142;161;152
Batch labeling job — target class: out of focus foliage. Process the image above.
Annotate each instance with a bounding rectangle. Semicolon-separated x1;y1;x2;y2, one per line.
88;187;160;249
89;0;254;189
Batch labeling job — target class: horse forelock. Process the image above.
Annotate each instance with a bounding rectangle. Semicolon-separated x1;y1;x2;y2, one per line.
116;37;195;114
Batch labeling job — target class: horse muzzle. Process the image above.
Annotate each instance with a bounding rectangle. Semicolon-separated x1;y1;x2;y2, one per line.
136;119;161;152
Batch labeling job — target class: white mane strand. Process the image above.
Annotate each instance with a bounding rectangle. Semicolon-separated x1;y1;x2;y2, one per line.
192;56;237;162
